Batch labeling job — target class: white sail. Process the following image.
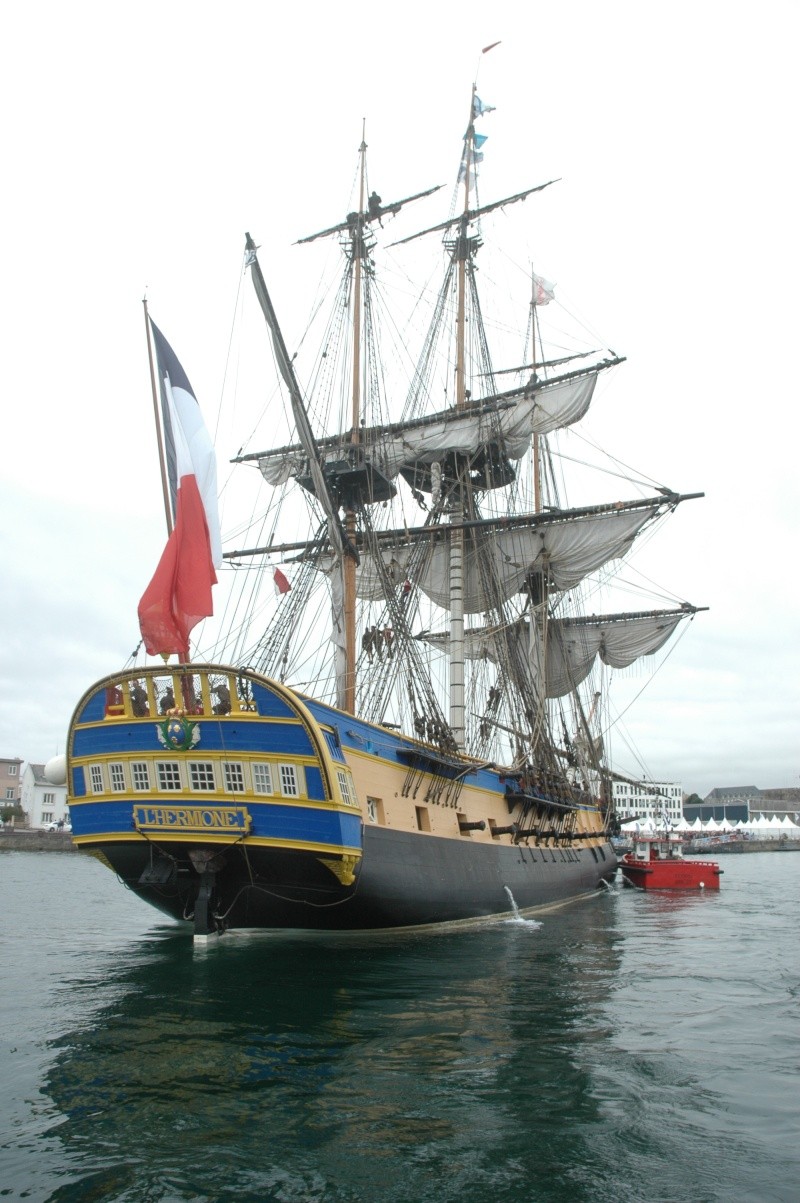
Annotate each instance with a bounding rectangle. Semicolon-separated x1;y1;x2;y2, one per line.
256;368;603;489
420;506;660;609
225;109;705;781
324;502;663;613
421;609;691;698
544;611;688;697
383;371;599;477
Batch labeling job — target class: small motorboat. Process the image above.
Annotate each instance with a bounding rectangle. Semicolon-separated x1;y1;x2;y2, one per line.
619;832;722;891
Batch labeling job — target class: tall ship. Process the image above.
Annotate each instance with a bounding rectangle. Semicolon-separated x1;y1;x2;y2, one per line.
55;77;704;936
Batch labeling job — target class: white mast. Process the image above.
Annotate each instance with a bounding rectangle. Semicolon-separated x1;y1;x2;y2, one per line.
448;86;480;749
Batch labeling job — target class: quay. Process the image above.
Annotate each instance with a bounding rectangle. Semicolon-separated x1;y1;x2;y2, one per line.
685;838;800;855
0;830;77;853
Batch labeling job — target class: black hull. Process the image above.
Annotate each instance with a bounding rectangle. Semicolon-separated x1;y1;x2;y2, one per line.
87;826;617;932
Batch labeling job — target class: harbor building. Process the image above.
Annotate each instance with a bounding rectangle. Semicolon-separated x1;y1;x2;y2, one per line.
684;786;800;825
1;756;23;810
612;779;682;826
19;764;69;829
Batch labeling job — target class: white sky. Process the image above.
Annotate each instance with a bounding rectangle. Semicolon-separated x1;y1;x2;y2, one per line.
1;0;797;798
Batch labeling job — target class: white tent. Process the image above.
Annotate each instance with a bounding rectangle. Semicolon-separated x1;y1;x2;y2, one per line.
621;819;655;834
748;814;780;838
718;818;733;832
704;817;720;831
691;817;703;831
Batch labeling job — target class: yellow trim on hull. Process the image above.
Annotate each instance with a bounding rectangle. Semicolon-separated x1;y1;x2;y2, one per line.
72;832;361;856
67;793;358;818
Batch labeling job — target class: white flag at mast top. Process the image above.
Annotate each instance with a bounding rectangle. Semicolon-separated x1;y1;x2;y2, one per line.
533;274;555;306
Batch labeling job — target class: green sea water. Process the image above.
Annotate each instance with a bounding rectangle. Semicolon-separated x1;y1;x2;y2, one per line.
1;849;798;1203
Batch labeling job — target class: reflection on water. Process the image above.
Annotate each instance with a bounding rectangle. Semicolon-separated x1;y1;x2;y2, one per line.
29;892;620;1203
40;911;612;1202
1;852;799;1202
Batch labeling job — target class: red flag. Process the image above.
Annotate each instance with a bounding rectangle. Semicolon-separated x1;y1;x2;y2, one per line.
273;568;292;595
138;323;220;660
138;477;217;659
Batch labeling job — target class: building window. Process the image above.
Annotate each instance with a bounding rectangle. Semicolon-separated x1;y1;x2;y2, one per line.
252;763;274;795
90;765;104;793
131;762;150;791
223;763;245;793
189;762;215;791
43;792;55;805
109;764;126;792
42;812;52;824
156;762;181;791
8;765;17;776
5;788;14;800
279;764;300;798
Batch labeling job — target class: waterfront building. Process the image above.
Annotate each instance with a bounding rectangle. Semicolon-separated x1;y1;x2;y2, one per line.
19;764;69;829
683;785;759;824
612;780;682;826
1;756;23;810
684;786;800;825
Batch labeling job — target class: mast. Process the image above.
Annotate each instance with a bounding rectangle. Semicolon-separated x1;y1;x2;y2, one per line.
279;168;441;714
530;276;543;514
342;125;368;714
448;86;479;748
244;234;358;714
527;273;547;744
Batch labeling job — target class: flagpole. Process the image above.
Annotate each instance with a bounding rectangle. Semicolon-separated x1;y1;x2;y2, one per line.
530;274;542;513
143;297;174;536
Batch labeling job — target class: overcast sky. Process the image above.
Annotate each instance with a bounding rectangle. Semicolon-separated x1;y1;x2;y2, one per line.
1;1;797;798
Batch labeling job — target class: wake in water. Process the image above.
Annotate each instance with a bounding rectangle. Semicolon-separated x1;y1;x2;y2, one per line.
503;886;542;929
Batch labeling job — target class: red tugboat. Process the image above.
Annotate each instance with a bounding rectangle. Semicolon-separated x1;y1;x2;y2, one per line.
620;832;722;891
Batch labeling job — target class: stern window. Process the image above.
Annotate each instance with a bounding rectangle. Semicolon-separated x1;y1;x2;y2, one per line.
131;762;150;791
279;764;301;798
336;770;356;806
189;762;215;791
89;765;104;793
252;763;274;795
109;763;126;792
223;763;245;793
156;762;181;791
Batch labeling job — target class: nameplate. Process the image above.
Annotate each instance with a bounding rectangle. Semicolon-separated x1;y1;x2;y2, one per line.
133;805;251;834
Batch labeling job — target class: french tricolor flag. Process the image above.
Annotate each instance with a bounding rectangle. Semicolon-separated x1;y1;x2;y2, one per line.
137;321;222;660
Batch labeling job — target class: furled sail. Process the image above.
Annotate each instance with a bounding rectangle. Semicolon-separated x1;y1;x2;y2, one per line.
544;610;689;696
320;500;666;612
248;362;616;492
420;607;695;698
